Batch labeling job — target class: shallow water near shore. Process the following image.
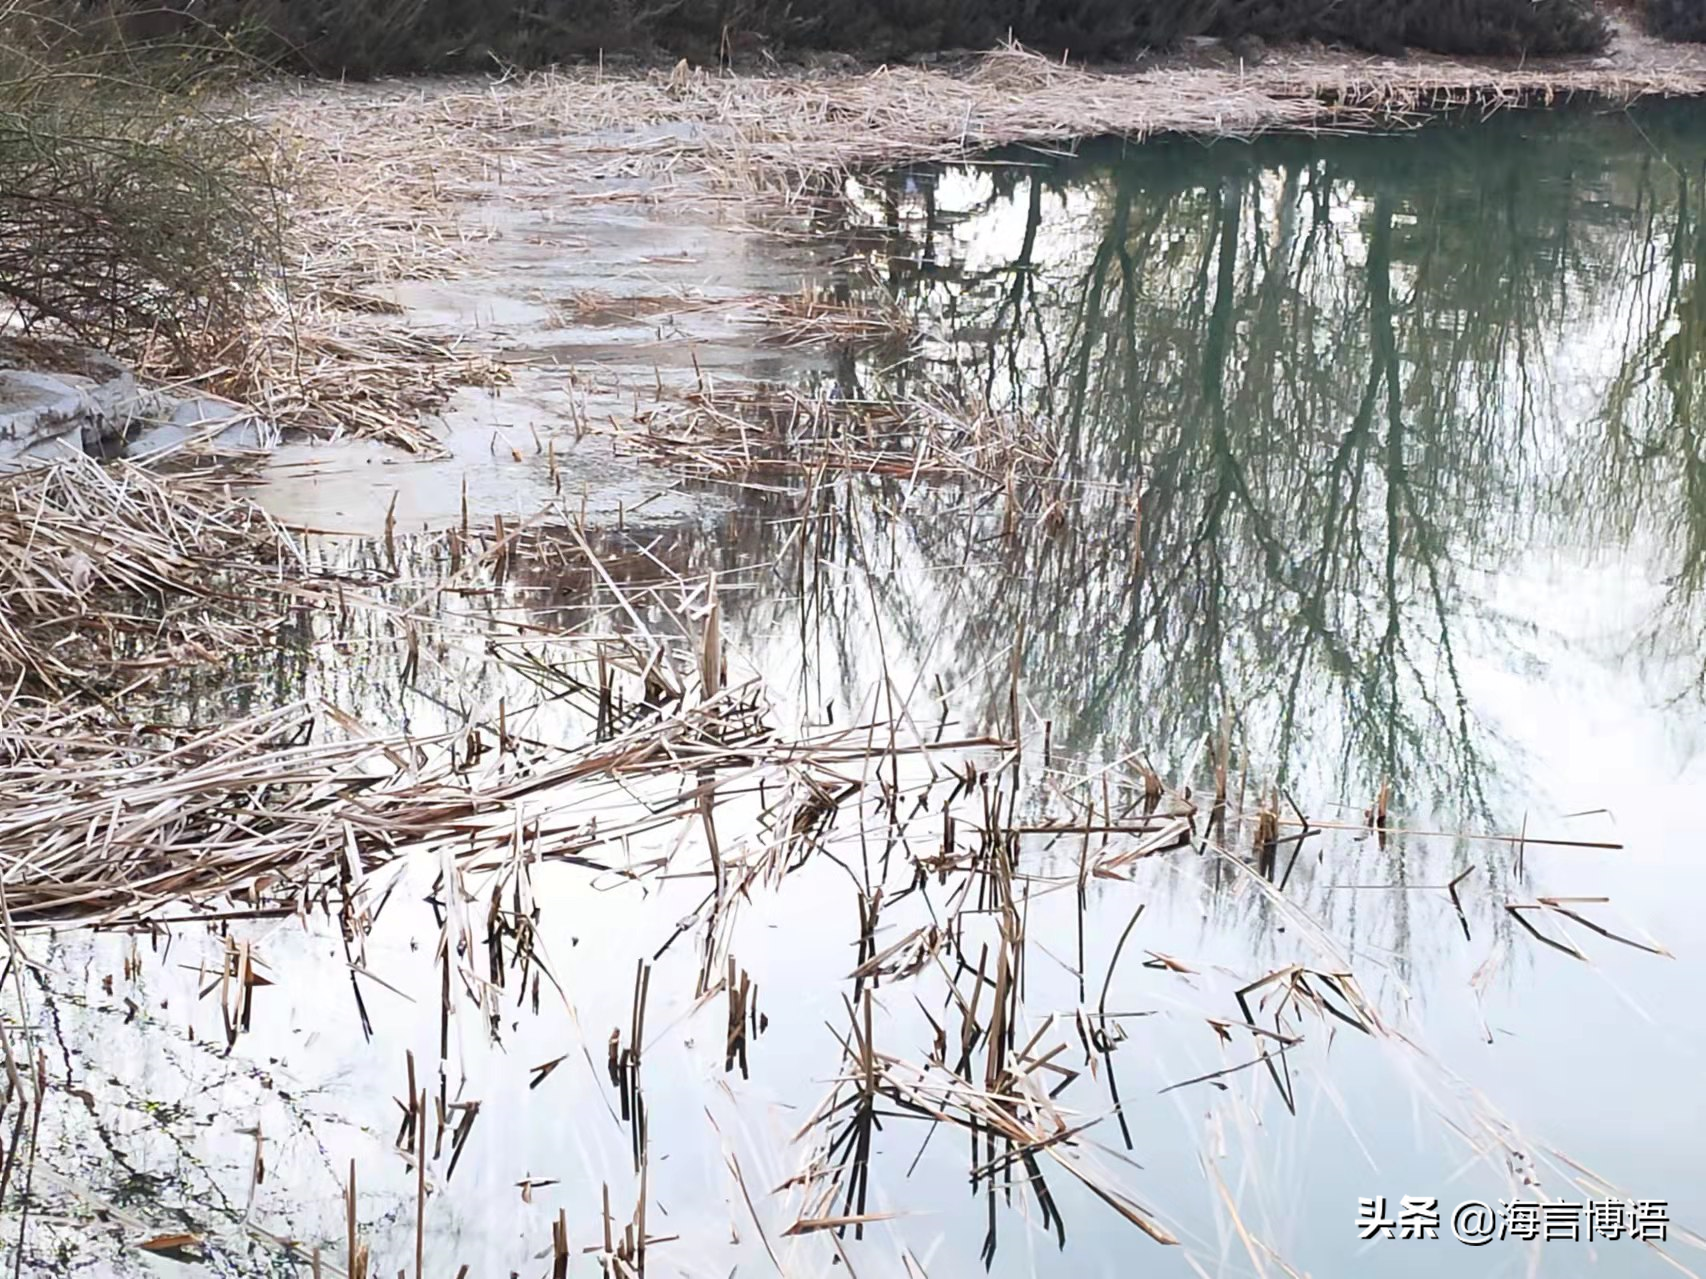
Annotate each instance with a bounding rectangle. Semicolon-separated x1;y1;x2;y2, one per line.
19;102;1706;1277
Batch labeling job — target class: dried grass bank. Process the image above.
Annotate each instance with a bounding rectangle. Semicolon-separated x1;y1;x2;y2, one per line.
219;30;1706;452
258;34;1706;212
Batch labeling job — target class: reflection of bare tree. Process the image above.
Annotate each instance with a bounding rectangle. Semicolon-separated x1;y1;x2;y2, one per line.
14;935;369;1277
803;114;1680;824
1580;118;1706;696
150;520;731;738
124;109;1706;999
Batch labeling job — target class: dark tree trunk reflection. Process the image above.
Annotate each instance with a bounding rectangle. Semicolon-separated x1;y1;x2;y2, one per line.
802;107;1706;822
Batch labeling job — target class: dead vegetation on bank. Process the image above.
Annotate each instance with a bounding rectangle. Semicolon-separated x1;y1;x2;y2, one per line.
255;34;1706;215
219;32;1706;454
5;10;1704;458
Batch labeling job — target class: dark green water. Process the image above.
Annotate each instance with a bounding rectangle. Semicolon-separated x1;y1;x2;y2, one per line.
808;105;1706;821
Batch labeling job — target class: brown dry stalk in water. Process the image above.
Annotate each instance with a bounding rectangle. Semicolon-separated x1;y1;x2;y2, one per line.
0;454;294;686
0;665;1007;927
621;380;1057;485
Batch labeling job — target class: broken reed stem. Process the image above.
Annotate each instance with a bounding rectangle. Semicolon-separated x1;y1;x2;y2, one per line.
1274;815;1620;850
415;1087;427;1279
347;1160;360;1279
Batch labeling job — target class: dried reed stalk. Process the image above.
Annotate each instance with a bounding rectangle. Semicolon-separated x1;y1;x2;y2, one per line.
0;453;294;686
620;380;1057;485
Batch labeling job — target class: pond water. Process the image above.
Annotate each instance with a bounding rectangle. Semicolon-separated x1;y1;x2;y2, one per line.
19;104;1706;1278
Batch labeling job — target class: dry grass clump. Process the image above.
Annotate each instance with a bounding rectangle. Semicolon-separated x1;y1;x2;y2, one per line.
215;304;508;454
748;285;911;347
0;453;294;688
620;380;1057;484
795;1006;1180;1247
547;285;907;346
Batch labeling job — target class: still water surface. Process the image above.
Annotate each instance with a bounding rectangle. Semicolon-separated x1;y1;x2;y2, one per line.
28;105;1706;1277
